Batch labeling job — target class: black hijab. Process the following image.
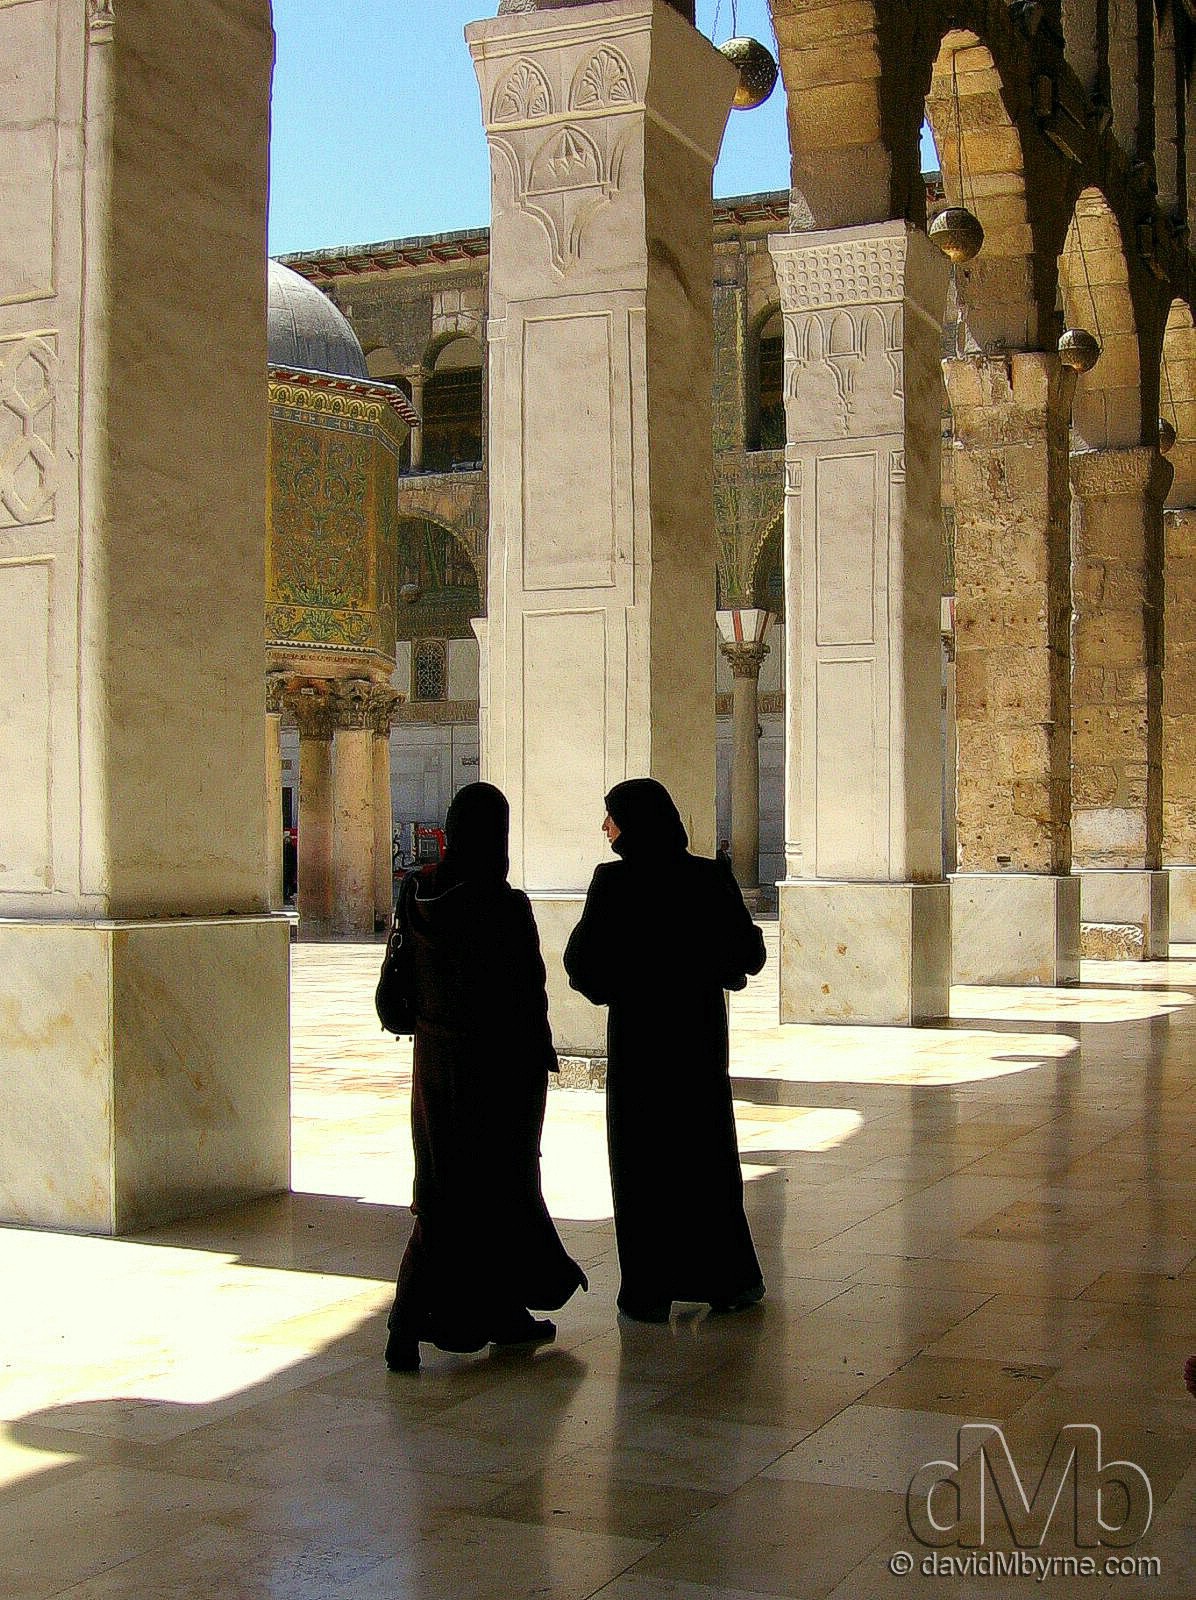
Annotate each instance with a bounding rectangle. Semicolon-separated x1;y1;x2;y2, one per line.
437;782;510;889
605;778;688;864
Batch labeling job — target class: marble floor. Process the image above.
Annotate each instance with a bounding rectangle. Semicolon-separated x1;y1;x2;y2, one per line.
4;929;1196;1597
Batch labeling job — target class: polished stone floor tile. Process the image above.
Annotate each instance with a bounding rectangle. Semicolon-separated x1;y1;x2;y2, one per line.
3;932;1196;1596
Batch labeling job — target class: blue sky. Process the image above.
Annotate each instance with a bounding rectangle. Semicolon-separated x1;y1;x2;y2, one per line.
268;2;933;256
271;1;791;254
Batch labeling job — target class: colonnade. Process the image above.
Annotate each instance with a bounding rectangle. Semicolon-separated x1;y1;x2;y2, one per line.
270;677;400;937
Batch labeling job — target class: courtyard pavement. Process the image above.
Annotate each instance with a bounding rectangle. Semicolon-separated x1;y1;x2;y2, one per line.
2;927;1196;1597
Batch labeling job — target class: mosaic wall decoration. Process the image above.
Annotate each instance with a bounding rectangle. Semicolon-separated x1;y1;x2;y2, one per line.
396;516;481;642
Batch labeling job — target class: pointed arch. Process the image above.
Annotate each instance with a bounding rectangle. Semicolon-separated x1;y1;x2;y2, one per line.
1059;188;1142;449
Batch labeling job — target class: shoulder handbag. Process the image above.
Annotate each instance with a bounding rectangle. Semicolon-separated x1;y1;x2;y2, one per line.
375;872;418;1035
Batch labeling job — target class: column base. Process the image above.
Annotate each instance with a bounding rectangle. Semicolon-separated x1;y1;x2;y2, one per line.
950;874;1080;986
0;915;291;1234
778;880;950;1026
528;894;607;1059
1078;869;1170;960
1166;865;1196;942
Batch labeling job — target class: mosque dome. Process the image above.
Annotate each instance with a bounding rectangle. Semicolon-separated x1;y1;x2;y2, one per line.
267;259;368;380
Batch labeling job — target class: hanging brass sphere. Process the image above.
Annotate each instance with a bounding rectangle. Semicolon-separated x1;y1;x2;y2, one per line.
1159;417;1177;454
929;207;985;264
1058;328;1101;372
719;37;778;110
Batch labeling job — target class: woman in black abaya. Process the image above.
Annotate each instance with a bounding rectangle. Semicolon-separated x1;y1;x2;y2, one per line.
563;778;766;1322
385;782;586;1371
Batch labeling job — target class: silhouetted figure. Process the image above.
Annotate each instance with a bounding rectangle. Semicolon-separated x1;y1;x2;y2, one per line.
564;778;766;1322
385;782;586;1371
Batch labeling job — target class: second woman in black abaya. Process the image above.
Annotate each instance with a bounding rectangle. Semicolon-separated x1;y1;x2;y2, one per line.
385;783;586;1370
563;778;766;1322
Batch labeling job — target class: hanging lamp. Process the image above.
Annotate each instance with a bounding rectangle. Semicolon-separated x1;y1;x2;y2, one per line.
1058;214;1102;373
929;52;984;264
712;3;778;110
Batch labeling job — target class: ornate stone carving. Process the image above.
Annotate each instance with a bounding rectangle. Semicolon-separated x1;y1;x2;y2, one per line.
772;235;907;312
492;58;554;124
491;121;626;274
0;332;57;528
719;640;770;679
88;0;115;44
265;673;287;716
570;47;637;110
783;305;902;437
331;677;378;731
284;682;335;740
369;686;403;737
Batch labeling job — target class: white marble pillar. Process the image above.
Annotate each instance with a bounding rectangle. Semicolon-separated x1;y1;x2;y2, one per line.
768;222;951;1024
1070;447;1169;957
266;675;286;913
291;686;335;934
719;638;769;901
469;0;737;1052
372;688;400;927
0;2;288;1232
331;680;377;938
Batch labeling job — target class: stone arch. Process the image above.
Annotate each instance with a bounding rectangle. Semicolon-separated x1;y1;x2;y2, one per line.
420;334;484;473
1162;297;1196;503
924;28;1037;350
1059;187;1142;448
770;0;909;229
748;511;785;617
746;302;784;451
395;511;482;634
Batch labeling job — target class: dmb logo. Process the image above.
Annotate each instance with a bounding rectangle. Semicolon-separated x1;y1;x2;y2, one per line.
907;1424;1153;1549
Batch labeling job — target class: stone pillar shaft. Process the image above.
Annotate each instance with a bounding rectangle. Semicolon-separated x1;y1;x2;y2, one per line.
291;688;334;932
1163;507;1196;937
331;681;377;938
468;0;737;1052
1070;446;1170;955
408;369;425;471
768;221;951;1024
945;353;1074;874
943;353;1080;985
265;694;284;914
0;3;288;1232
720;640;768;894
372;690;400;926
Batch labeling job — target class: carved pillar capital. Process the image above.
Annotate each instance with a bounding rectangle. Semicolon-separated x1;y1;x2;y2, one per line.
719;640;770;680
88;0;116;44
283;681;335;740
330;678;378;732
369;686;403;737
265;673;287;716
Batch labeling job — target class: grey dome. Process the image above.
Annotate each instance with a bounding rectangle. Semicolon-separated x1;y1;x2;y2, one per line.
267;260;368;380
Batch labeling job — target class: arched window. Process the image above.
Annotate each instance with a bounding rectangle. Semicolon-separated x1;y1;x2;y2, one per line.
412;639;447;703
423;336;483;473
749;310;785;451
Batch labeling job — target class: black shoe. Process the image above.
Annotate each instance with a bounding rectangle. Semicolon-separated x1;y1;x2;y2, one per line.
384;1327;420;1372
710;1279;765;1314
617;1296;672;1324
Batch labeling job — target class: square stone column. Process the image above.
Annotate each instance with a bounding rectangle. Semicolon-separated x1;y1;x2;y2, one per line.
768;223;951;1024
266;676;286;913
943;352;1080;984
469;0;737;1052
1070;446;1170;957
1163;508;1196;939
0;3;289;1232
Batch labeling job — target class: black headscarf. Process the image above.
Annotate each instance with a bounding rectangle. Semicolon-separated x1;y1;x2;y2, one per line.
605;778;688;863
438;782;510;888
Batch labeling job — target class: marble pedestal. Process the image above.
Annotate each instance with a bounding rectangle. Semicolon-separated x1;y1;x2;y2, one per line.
950;874;1080;985
0;916;291;1234
529;894;606;1058
1168;866;1196;942
1079;869;1170;958
778;881;950;1025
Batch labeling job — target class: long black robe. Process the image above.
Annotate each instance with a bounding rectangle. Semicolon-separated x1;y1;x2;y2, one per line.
563;831;766;1311
391;863;586;1352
